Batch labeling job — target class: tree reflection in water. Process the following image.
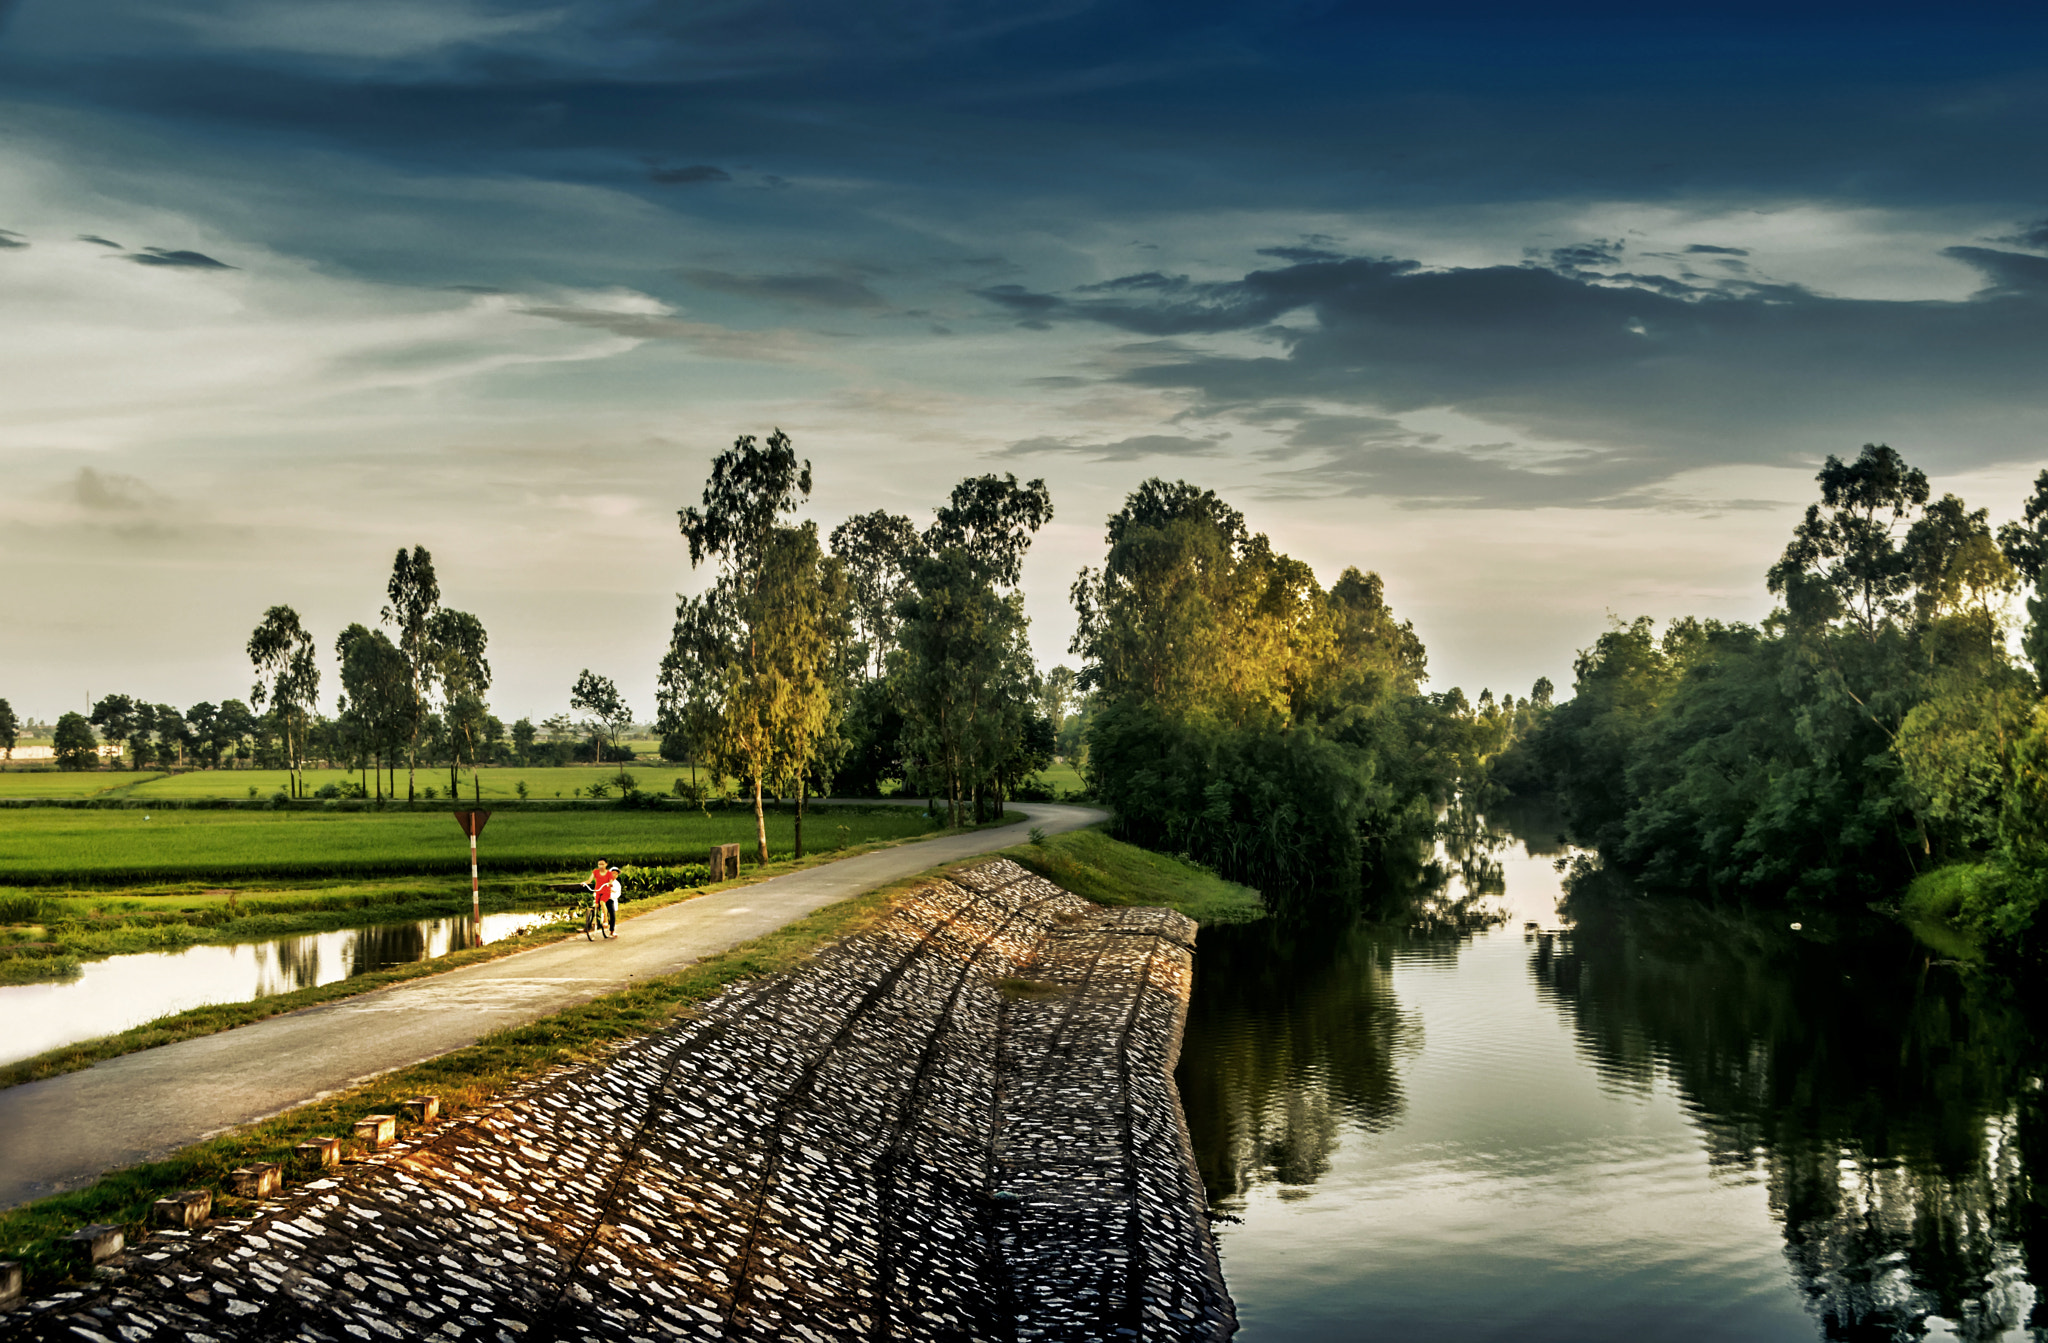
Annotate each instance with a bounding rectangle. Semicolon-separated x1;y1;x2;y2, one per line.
1177;810;1515;1208
1539;867;2048;1341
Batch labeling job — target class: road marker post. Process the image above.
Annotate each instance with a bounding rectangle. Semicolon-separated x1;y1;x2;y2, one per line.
453;810;492;925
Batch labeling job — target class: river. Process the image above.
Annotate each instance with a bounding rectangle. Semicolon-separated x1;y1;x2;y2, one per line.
1176;808;2048;1342
0;910;540;1067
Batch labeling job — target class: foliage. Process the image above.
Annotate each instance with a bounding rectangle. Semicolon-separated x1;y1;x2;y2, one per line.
52;712;97;770
1069;478;1454;909
379;544;441;800
0;696;16;760
570;668;632;781
829;509;920;680
1501;444;2048;933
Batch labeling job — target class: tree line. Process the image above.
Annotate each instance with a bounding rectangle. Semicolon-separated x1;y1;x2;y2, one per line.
1496;445;2048;949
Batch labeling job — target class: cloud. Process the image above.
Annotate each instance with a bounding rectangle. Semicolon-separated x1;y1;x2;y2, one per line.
70;465;161;511
0;228;26;249
1995;218;2048;250
1002;433;1224;461
648;164;731;185
128;247;234;268
77;234;123;248
518;300;813;360
976;244;2048;505
1684;243;1750;256
678;268;886;310
1541;240;1625;272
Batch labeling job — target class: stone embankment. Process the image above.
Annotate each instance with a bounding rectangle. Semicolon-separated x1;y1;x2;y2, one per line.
4;860;1236;1341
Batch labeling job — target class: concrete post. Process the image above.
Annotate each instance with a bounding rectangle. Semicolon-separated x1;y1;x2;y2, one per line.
354;1115;397;1149
402;1096;440;1125
0;1261;22;1305
151;1190;212;1230
65;1225;123;1268
229;1164;282;1199
294;1136;342;1170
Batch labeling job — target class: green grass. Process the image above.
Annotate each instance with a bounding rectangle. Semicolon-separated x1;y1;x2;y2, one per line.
0;868;926;1292
1900;863;1991;960
0;804;934;884
0;771;165;799
1027;761;1086;797
1001;826;1265;925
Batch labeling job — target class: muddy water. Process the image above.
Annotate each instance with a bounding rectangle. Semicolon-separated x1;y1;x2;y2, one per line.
0;910;541;1066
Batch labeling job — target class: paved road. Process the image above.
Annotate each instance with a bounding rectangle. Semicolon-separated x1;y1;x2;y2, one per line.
0;801;1105;1210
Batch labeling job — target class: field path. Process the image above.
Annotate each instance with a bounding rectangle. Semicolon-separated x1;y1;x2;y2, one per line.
0;801;1105;1211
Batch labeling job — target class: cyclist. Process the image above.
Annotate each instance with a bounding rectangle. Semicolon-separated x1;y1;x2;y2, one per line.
588;859;621;937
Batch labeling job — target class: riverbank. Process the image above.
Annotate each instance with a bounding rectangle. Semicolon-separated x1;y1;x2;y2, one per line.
2;859;1235;1339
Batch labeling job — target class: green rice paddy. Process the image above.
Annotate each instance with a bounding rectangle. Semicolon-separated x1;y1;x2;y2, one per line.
0;804;936;884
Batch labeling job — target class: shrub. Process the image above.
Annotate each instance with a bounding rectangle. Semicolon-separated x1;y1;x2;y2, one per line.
586;781;612;800
615;863;712;896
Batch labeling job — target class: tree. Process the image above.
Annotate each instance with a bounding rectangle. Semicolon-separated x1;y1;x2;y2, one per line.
429;609;491;797
184;703;220;766
0;697;16;762
214;700;258;768
379;545;440;800
1997;469;2048;685
89;694;140;769
570;670;634;781
1039;666;1078;744
511;717;537;767
248;605;321;798
657;594;731;792
336;623;410;800
1766;443;1931;640
671;429;844;861
892;474;1053;824
52;712;97;770
830;510;920;680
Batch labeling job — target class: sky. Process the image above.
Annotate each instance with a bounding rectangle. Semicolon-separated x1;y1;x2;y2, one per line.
2;0;2046;724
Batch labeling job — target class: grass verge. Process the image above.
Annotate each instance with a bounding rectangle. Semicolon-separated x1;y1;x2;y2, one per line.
0;870;930;1294
1000;826;1265;925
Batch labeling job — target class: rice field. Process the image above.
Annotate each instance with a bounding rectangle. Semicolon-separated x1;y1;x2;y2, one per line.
0;771;168;799
0;805;937;884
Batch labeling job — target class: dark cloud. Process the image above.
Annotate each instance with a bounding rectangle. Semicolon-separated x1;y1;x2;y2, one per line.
1258;245;1346;264
0;228;26;249
1995;218;2048;250
1684;243;1749;256
1540;240;1625;272
77;234;123;248
678;268;886;309
1003;433;1224;461
70;466;162;512
647;163;731;184
984;244;2048;506
128;247;233;268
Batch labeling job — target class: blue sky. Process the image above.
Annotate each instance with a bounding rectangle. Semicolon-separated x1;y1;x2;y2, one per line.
3;1;2046;721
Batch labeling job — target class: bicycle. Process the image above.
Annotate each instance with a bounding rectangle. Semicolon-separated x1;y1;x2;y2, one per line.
575;884;617;941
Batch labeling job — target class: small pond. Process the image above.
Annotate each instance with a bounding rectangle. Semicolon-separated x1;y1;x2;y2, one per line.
1178;810;2048;1342
0;910;543;1067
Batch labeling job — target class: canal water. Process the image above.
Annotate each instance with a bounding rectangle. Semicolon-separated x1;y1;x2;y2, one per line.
0;910;540;1067
1177;811;2048;1342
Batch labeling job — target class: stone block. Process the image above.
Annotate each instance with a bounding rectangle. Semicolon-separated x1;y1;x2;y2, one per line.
65;1225;123;1267
295;1136;342;1170
151;1189;212;1230
402;1095;440;1125
710;843;742;881
355;1114;397;1149
229;1163;282;1199
0;1260;20;1305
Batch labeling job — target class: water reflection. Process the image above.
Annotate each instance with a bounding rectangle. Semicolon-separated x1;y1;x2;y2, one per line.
1176;812;2048;1341
0;910;535;1067
1542;872;2048;1340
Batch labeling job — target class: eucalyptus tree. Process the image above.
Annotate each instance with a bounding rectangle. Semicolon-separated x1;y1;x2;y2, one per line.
1766;443;1931;639
570;669;633;780
0;697;16;762
673;429;846;862
430;608;492;797
892;473;1052;824
1998;469;2048;684
248;605;321;798
379;545;440;800
829;509;919;680
336;623;410;799
656;593;730;793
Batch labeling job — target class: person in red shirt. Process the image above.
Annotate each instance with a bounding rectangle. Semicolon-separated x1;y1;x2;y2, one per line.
589;860;620;936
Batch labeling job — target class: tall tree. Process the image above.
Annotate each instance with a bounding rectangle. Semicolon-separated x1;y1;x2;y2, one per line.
380;545;440;800
430;609;492;797
88;694;140;769
657;594;731;792
184;703;220;767
0;697;16;762
672;429;844;861
336;623;410;800
248;605;320;798
1997;469;2048;685
570;670;633;780
830;509;920;680
1766;443;1931;640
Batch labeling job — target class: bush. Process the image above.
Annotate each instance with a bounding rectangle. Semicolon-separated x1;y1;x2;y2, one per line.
586;781;612;800
312;782;342;799
615;863;712;896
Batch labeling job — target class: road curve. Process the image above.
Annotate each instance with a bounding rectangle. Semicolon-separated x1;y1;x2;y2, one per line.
0;801;1107;1211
